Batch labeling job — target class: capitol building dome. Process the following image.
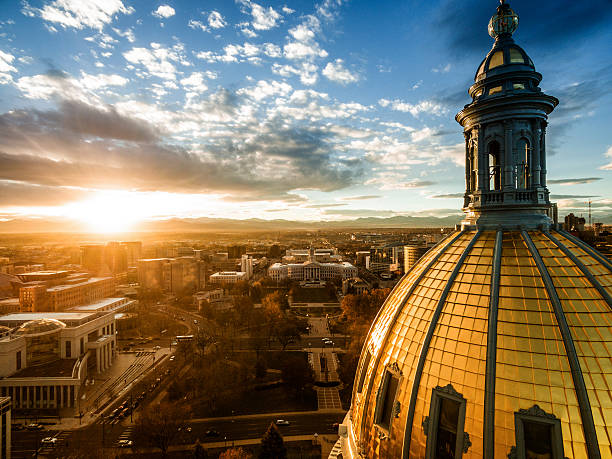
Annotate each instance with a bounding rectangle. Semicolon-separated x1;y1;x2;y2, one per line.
335;2;611;459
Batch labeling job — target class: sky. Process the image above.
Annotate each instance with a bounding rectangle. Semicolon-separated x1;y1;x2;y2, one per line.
0;0;611;232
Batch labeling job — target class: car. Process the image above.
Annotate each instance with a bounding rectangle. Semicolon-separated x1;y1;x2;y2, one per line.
153;345;161;350
169;355;175;361
275;419;290;426
117;439;133;448
41;437;58;446
205;430;220;437
26;423;44;430
193;319;198;324
109;408;121;419
171;340;178;346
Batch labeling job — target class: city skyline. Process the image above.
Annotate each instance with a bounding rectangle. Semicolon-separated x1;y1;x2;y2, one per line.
0;0;611;233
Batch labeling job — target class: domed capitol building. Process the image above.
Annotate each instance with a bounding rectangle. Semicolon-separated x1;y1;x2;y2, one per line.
334;2;612;459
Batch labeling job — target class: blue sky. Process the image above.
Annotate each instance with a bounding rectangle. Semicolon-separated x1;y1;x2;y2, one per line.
0;0;611;230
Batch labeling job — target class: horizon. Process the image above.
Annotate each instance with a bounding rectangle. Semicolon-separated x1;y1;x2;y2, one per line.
1;0;611;233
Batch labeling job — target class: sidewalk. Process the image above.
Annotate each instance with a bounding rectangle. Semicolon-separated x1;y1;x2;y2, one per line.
190;409;344;424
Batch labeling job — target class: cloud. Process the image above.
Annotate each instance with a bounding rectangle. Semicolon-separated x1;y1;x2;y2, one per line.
208;11;227;29
123;43;190;80
180;72;209;92
113;27;135;42
547;177;602;185
152;5;175;19
378;98;446;117
430;193;463;199
237;80;292;101
322;59;359;84
196;42;278;64
432;63;451;73
239;0;282;31
0;50;17;84
599;146;612;170
271;62;318;85
0;181;92;206
303;203;347;209
550;194;600;199
339;195;381;201
188;20;208;32
322;209;396;217
283;15;328;61
22;0;134;30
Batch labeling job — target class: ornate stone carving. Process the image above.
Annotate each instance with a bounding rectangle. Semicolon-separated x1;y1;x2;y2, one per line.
392;401;401;418
462;432;472;453
517;404;556;419
422;416;430;435
434;383;462;399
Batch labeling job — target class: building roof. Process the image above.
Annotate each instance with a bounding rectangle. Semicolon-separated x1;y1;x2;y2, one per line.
13;318;66;336
70;297;130;311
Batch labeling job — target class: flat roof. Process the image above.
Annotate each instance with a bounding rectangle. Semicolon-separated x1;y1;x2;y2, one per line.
19;270;70;276
47;277;112;292
0;312;95;322
8;359;77;378
71;297;129;311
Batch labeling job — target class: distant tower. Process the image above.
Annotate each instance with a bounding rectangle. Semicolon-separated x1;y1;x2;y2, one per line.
456;0;558;229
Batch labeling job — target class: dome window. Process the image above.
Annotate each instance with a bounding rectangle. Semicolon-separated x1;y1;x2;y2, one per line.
488;86;503;95
513;406;565;459
488;50;504;69
424;385;469;458
509;48;525;64
356;350;371;394
513;83;525;90
374;366;401;433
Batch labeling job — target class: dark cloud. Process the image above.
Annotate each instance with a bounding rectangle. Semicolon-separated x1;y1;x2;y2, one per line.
0;181;91;206
0;97;363;205
548;177;602;185
430;192;463;199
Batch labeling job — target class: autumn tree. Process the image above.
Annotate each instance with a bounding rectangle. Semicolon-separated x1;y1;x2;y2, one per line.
259;422;287;459
219;447;253;459
133;402;189;457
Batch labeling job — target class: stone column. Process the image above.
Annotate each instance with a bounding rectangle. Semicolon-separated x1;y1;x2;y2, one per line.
541;123;547;187
476;126;486;191
503;120;513;189
464;131;471;192
59;385;63;408
532;120;541;187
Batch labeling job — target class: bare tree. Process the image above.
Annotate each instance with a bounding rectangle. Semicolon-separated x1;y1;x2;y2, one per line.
133;401;190;457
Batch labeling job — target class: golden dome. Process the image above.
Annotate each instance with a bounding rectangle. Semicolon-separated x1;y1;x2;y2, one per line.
341;229;612;458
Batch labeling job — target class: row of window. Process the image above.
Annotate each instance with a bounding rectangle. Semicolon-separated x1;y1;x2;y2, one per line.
355;354;565;458
473;82;527;99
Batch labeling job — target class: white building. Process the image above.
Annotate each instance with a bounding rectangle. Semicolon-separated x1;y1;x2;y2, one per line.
241;255;253;280
209;271;247;284
269;247;357;282
0;397;10;459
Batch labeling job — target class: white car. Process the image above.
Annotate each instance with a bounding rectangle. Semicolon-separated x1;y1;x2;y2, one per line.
275;419;290;426
41;437;58;446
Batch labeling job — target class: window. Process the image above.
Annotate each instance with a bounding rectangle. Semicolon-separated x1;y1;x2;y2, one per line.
356;350;371;394
488;86;502;95
509;48;525;63
513;83;525;90
488;141;502;191
489;51;504;69
515;138;530;189
16;350;21;370
375;369;400;432
424;385;468;459
65;340;72;358
514;406;564;459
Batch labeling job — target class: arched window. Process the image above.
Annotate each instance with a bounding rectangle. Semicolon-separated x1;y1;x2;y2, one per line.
515;138;530;189
488;141;501;191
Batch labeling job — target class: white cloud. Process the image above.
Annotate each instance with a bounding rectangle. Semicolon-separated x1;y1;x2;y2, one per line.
378;98;446;117
238;79;292;101
0;50;17;84
188;20;208;32
432;63;452;73
113;27;135;42
240;0;281;31
284;41;327;60
272;62;319;85
322;59;359;84
14;71;127;101
208;11;226;29
180;72;208;92
196;42;279;64
124;43;190;80
282;6;295;14
239;24;257;38
599;146;612;170
79;72;127;90
22;0;134;31
152;5;175;19
283;16;327;61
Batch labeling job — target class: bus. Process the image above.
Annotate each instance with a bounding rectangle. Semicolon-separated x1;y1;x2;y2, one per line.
175;335;194;342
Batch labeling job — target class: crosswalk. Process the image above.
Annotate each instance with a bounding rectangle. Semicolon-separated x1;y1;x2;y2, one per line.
118;426;133;441
316;387;342;410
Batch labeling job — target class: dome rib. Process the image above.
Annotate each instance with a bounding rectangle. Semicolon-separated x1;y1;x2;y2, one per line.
560;229;612;274
402;230;483;457
521;230;601;459
356;230;465;440
483;230;503;457
545;231;612;308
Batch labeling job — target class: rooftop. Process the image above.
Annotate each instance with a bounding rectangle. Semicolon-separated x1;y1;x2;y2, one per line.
8;358;78;378
47;276;113;292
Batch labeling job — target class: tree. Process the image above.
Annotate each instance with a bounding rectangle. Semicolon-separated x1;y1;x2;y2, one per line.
192;439;208;458
279;354;315;395
219;447;253;459
133;402;189;457
259;422;287;459
274;322;301;350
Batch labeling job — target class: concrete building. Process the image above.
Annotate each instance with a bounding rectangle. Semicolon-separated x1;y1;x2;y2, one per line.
269;248;357;282
209;271;247;284
403;244;434;273
138;257;207;293
0;397;9;459
241;255;253;280
19;277;115;312
368;242;404;274
121;241;142;267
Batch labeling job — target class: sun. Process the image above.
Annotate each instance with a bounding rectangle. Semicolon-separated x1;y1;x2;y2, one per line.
65;191;144;233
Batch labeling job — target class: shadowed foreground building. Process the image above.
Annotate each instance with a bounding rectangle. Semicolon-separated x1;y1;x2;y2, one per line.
334;2;611;458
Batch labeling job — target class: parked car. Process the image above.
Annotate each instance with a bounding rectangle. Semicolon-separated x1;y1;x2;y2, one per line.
205;430;220;437
275;419;290;426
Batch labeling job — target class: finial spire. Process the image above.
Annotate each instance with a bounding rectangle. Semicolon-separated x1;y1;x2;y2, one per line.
488;0;518;39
